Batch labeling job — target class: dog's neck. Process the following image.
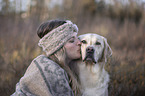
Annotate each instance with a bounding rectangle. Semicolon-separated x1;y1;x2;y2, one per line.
78;61;109;95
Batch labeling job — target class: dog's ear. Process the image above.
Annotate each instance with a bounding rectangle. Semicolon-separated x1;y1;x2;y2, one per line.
103;37;112;63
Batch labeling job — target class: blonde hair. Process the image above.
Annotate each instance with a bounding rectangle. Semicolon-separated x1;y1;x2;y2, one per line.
49;47;81;96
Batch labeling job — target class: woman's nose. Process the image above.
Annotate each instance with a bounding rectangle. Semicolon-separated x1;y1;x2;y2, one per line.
77;39;81;46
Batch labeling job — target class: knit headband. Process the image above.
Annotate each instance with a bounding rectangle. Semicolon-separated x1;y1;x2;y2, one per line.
38;20;78;56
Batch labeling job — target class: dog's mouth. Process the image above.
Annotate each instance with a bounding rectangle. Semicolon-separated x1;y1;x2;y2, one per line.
83;53;96;64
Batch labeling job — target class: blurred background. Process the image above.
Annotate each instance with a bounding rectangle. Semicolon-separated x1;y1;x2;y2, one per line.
0;0;144;96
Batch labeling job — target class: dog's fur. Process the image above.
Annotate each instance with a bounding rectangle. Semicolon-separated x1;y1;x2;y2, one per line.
76;33;112;96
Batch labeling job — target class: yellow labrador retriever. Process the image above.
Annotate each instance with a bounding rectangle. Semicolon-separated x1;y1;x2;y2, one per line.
78;33;112;96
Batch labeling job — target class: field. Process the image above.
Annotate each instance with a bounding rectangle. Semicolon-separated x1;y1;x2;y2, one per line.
0;0;145;95
0;15;144;96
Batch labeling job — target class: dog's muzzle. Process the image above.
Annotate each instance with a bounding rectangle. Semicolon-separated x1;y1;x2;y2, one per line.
83;47;96;63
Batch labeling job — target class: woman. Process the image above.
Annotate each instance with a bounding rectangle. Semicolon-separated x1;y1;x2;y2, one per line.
12;20;81;96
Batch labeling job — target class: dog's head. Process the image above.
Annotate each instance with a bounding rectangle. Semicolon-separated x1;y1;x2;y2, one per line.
79;33;112;64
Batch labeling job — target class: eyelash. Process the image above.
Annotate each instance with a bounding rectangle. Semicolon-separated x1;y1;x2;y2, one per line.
69;39;75;43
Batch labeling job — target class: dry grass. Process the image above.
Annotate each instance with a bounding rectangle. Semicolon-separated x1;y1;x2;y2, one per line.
0;15;144;96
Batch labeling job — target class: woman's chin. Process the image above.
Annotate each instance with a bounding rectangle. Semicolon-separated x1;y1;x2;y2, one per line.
77;55;81;59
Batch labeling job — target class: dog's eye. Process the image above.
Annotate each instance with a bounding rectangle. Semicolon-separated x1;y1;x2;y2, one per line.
96;42;101;45
81;40;87;44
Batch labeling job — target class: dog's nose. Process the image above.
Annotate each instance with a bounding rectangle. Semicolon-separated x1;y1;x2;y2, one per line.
86;47;94;53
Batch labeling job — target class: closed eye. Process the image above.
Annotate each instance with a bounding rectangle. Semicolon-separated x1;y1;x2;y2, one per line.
96;42;101;45
81;40;87;44
68;37;75;43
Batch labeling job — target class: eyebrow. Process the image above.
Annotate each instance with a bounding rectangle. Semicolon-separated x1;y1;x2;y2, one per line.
72;36;75;38
70;36;75;39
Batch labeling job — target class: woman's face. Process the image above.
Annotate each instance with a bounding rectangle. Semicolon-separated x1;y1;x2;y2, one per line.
64;33;81;60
